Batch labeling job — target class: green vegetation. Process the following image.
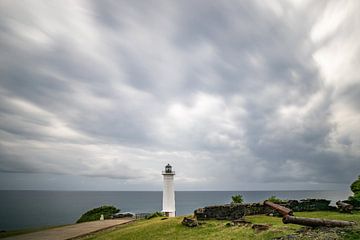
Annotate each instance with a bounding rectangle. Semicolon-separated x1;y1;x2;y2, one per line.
348;196;360;206
81;215;296;240
80;211;360;240
0;225;66;239
76;206;119;223
342;228;360;240
266;195;286;204
351;176;360;193
145;211;164;219
231;194;244;204
0;229;43;239
349;175;360;206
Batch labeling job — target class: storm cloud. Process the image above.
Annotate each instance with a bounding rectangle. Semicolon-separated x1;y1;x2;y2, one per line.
0;0;359;190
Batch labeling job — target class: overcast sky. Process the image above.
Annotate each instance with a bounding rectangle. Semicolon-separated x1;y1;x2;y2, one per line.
0;0;359;191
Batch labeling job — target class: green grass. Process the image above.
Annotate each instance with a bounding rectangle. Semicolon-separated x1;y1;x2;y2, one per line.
295;211;360;222
0;225;66;239
0;229;36;239
3;211;359;240
80;211;360;240
81;217;289;240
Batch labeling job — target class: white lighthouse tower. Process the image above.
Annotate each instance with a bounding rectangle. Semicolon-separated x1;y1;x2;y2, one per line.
162;164;175;217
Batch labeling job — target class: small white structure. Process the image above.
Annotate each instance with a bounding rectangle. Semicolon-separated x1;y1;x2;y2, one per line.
162;164;176;217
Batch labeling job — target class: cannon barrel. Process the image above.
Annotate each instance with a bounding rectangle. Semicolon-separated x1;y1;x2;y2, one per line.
283;215;356;227
264;200;293;216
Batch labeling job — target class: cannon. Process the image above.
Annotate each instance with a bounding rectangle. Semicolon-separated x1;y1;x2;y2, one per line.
264;200;293;216
264;200;356;228
283;215;356;227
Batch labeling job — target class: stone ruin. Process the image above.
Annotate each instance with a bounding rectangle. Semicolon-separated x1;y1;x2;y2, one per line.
285;199;334;212
194;204;245;220
194;199;334;220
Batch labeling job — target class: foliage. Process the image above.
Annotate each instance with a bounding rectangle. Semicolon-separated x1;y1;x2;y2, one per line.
349;193;360;201
81;211;360;240
350;176;360;195
341;227;360;240
145;212;164;220
76;205;120;223
231;194;244;204
348;195;360;207
266;196;285;204
349;175;360;206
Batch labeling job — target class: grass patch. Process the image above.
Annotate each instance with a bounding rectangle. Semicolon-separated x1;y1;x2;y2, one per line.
295;211;360;222
0;225;65;239
81;215;296;240
81;211;360;240
4;211;359;239
0;229;38;239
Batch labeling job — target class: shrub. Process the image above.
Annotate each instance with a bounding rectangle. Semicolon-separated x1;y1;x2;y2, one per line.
76;205;120;223
231;195;244;204
145;211;164;219
348;195;360;204
348;175;360;206
350;175;360;194
348;193;360;207
267;195;286;204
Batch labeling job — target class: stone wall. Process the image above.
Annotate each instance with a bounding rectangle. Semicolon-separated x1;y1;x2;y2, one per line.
245;203;272;215
194;204;246;220
194;203;273;220
285;199;334;212
194;199;334;220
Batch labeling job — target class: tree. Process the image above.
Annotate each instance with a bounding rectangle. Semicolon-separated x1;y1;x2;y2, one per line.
349;175;360;206
231;194;244;204
76;205;120;223
350;175;360;194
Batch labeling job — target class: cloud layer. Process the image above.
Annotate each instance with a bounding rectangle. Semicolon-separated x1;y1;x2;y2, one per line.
0;0;359;190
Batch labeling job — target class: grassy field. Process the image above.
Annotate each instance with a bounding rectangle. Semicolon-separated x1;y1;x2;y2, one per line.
80;211;360;240
0;225;65;239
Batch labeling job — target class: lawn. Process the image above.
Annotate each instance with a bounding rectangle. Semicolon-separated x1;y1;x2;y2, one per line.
0;225;65;239
80;211;360;240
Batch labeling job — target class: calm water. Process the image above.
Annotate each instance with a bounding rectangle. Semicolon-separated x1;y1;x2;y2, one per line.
0;190;351;230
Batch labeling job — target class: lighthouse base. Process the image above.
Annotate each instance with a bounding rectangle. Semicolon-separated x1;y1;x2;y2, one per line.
163;211;176;217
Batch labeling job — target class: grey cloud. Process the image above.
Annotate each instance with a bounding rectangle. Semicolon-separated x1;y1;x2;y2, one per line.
0;0;359;190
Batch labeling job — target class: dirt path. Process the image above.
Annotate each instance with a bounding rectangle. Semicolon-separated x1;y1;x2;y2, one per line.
3;219;134;240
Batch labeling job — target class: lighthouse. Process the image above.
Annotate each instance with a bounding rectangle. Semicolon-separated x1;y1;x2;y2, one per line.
162;164;175;217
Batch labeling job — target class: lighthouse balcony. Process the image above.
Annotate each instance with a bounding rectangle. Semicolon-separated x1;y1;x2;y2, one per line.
162;171;175;175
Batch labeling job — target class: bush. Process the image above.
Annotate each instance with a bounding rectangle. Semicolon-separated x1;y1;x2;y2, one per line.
350;175;360;194
145;211;164;220
267;195;285;204
349;175;360;206
348;195;360;205
76;205;120;223
348;194;360;207
231;195;244;204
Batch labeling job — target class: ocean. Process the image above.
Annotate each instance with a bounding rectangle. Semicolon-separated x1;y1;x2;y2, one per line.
0;190;351;231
